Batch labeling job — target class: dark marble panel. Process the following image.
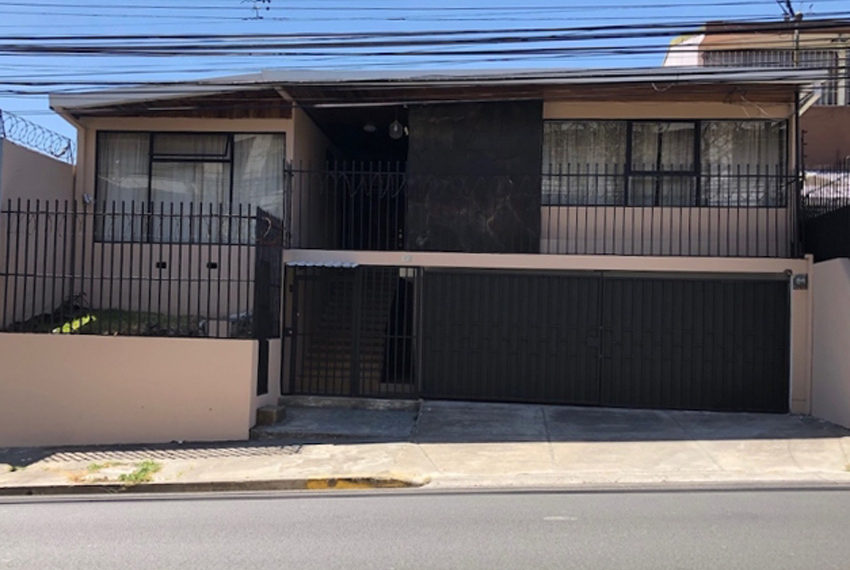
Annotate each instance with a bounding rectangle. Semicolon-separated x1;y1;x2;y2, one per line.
405;101;542;253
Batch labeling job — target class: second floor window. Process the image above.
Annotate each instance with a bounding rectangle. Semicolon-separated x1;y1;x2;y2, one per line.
542;119;787;207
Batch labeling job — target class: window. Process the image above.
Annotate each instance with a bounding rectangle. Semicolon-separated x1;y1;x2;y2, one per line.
95;131;286;242
629;122;697;206
543;120;786;207
542;121;626;205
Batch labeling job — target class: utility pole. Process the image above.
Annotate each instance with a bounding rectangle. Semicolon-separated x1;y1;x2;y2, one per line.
777;0;802;66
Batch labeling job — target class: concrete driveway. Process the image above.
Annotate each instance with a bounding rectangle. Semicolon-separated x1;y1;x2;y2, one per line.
250;399;850;488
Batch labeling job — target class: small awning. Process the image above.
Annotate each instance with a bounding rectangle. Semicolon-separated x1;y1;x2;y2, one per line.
285;261;359;268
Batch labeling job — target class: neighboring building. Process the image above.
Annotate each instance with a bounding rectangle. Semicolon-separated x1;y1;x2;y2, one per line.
28;67;816;420
663;19;850;166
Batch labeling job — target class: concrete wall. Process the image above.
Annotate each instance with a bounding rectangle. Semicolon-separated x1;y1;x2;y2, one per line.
0;141;75;326
0;139;74;205
0;333;259;446
811;258;850;428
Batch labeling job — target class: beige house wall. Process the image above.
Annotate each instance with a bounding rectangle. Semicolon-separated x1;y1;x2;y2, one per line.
811;258;850;428
283;249;814;414
291;107;335;249
0;333;258;446
541;206;794;257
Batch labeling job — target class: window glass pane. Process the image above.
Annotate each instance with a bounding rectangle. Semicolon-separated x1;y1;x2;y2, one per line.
95;132;150;240
631;122;695;172
630;176;697;206
233;133;286;217
152;133;230;159
701;121;786;206
150;162;230;242
542;121;626;205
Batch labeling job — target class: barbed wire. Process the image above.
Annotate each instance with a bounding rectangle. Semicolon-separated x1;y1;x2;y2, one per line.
0;109;75;164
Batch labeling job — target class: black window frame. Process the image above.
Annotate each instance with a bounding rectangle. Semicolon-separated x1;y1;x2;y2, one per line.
625;120;701;207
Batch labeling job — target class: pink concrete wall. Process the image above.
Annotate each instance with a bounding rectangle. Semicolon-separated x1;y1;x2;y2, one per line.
0;334;258;446
0;140;73;204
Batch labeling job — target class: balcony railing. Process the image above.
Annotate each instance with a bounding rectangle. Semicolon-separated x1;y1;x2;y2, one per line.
701;49;848;107
287;164;802;258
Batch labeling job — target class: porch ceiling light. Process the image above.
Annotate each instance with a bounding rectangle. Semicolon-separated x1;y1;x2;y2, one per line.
363;122;377;133
388;119;404;140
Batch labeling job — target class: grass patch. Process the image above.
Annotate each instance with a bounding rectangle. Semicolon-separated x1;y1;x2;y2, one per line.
9;309;206;337
118;460;162;485
86;462;118;473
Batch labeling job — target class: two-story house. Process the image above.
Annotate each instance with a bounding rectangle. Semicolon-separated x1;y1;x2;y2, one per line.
42;67;819;418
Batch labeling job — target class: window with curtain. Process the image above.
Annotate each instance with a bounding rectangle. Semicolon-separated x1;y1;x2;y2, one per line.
542;119;787;207
95;131;286;242
542;121;626;205
701;121;786;206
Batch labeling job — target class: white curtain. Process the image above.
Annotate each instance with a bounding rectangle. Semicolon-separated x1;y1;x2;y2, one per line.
233;133;286;243
543;121;626;205
629;122;696;206
150;134;230;242
701;121;785;206
95;132;149;241
233;133;286;216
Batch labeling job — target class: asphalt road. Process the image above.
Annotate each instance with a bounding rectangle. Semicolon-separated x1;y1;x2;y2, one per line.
1;488;849;569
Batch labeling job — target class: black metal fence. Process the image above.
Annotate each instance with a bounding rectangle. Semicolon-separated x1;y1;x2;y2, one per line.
288;163;802;258
801;159;850;262
0;200;282;339
802;158;850;219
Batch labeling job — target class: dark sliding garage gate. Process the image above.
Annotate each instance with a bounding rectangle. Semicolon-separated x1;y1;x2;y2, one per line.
421;270;790;413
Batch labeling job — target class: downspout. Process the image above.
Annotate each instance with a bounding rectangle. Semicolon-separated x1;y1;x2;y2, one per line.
794;88;804;258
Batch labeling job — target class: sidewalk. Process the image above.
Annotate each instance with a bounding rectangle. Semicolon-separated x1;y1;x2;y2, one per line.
2;400;850;494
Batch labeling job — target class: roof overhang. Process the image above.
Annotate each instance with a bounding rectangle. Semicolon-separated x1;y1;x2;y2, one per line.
49;66;823;121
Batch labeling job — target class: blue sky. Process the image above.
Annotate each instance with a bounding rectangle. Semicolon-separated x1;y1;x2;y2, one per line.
0;0;843;140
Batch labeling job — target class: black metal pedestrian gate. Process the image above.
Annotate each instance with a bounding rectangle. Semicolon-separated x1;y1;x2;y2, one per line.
287;265;418;398
287;266;790;413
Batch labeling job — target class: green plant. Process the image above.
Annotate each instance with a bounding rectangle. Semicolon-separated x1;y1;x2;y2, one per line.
118;460;162;485
86;462;118;473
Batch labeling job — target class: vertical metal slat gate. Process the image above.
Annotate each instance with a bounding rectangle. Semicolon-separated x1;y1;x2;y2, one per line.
419;269;790;413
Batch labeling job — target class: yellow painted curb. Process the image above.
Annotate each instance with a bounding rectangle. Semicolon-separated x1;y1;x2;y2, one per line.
305;475;429;490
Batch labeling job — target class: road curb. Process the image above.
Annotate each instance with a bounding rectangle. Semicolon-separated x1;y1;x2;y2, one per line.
0;475;430;496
